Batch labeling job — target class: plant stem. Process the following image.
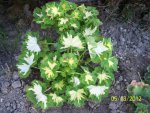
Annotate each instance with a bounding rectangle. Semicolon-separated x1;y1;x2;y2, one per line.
47;43;55;45
78;50;87;63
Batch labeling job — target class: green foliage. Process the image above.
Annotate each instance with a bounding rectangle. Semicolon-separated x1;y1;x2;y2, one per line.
127;65;150;113
127;80;150;99
17;0;118;109
134;103;149;113
144;66;150;84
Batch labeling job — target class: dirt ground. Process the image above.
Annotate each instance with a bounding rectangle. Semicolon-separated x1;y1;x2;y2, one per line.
0;1;150;113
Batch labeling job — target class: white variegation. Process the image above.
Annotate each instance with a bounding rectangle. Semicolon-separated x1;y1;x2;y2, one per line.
17;63;30;76
87;39;96;59
61;33;84;49
85;73;93;84
36;13;43;18
98;73;110;83
83;27;97;37
71;77;80;86
29;82;47;109
88;85;108;97
50;93;63;104
83;68;93;84
69;89;85;102
84;11;92;19
59;18;68;25
17;53;35;76
71;24;78;28
108;60;114;66
93;41;108;55
26;36;41;52
51;6;60;16
24;54;34;65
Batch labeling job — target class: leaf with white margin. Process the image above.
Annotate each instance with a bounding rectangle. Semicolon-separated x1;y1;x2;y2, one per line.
93;41;108;55
88;85;108;97
71;77;80;86
83;27;97;37
28;82;47;109
26;35;41;52
61;33;84;49
17;53;35;77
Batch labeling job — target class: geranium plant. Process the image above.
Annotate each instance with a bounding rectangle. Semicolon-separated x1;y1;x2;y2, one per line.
17;0;118;109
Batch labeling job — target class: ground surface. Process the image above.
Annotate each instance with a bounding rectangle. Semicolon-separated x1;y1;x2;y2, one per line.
0;1;150;113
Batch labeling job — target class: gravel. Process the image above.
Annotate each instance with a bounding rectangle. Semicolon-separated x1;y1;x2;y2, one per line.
13;71;19;80
1;81;10;94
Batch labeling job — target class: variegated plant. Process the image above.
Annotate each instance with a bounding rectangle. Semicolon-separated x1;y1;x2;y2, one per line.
17;0;118;109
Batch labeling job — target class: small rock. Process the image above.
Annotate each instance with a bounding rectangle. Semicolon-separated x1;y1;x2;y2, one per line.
118;76;123;81
13;71;19;80
109;102;117;110
1;81;10;94
12;101;17;110
116;85;121;90
12;81;21;89
5;102;10;107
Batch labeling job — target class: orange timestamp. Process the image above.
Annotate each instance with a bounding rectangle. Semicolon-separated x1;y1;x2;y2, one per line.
111;96;142;102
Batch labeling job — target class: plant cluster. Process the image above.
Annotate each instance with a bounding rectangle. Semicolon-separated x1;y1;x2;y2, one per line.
17;0;118;109
127;66;150;113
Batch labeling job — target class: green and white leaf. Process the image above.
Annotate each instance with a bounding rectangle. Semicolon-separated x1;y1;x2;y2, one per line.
68;89;85;107
49;93;63;106
93;41;108;55
83;27;97;37
52;80;65;90
88;85;108;98
46;3;60;18
101;57;118;71
26;35;41;52
81;67;94;84
17;53;35;77
28;81;47;109
61;33;84;49
84;11;92;19
40;57;59;81
97;72;111;84
70;77;80;86
71;23;78;28
59;18;68;25
60;53;78;68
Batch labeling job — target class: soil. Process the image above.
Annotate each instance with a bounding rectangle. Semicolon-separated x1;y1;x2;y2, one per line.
0;1;150;113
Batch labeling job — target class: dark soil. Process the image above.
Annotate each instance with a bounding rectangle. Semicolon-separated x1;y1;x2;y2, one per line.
0;1;150;113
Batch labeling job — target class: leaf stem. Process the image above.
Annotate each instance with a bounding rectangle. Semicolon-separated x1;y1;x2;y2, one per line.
47;43;55;45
